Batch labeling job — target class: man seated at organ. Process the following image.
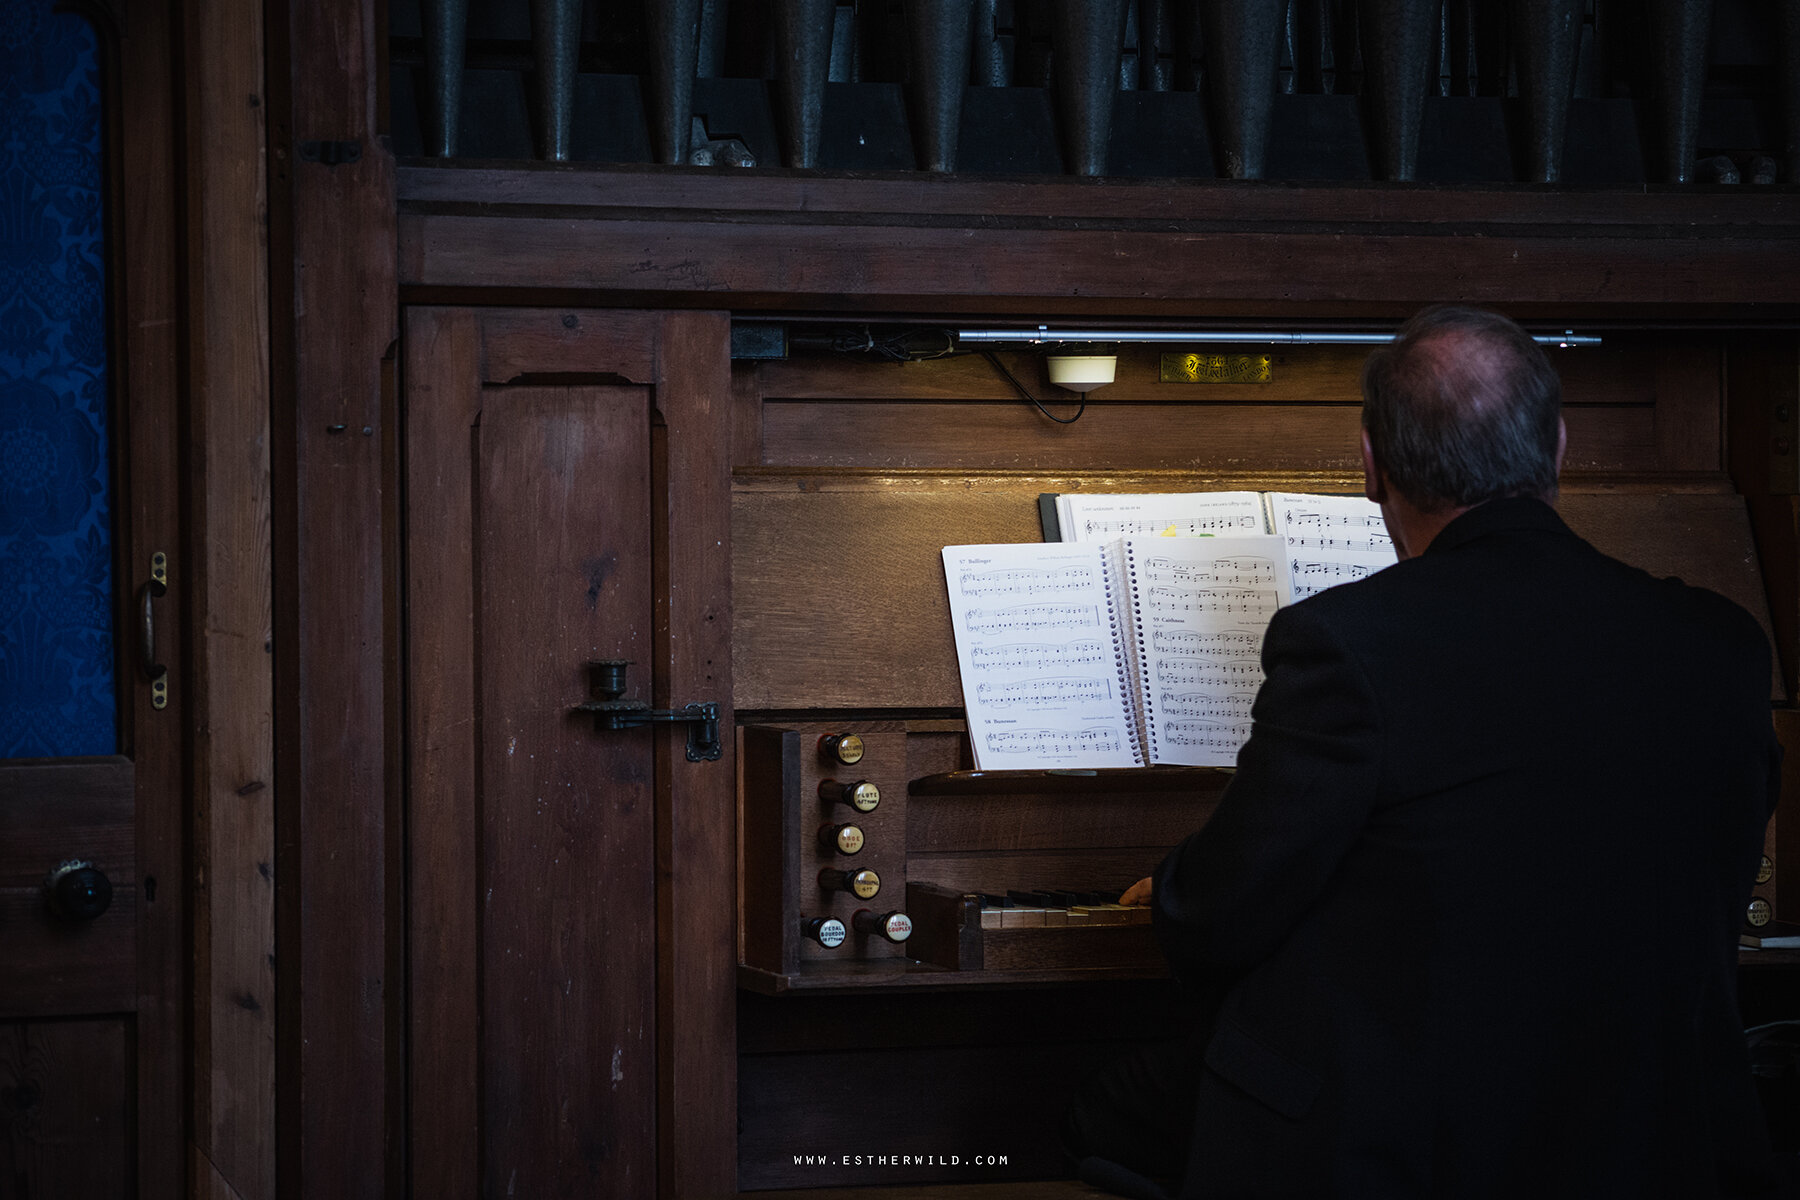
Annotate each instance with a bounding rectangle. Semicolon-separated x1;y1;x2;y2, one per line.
1066;305;1786;1199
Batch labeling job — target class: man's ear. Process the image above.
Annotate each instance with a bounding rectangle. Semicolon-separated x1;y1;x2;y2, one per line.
1554;416;1568;476
1360;428;1387;504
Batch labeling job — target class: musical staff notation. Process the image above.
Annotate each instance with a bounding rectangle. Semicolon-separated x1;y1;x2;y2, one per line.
1289;559;1379;601
970;640;1111;672
1284;507;1386;531
958;564;1098;598
1288;533;1394;552
1164;720;1251;751
1142;555;1277;587
986;727;1123;754
1153;659;1263;688
1146;586;1279;617
967;603;1100;635
975;676;1112;704
1151;628;1261;656
1081;514;1262;539
1157;692;1255;721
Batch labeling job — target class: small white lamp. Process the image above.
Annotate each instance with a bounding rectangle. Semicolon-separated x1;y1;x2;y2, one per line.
1045;353;1117;393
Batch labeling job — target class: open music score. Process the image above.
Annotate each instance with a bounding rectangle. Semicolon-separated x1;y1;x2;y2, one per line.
944;534;1301;768
1118;536;1292;765
1048;491;1269;543
1046;489;1398;607
1270;493;1397;600
943;543;1143;770
945;491;1398;770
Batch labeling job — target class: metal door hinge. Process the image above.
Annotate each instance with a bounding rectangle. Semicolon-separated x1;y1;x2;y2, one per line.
574;660;722;762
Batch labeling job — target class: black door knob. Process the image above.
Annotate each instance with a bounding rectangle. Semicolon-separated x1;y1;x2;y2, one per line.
45;860;113;921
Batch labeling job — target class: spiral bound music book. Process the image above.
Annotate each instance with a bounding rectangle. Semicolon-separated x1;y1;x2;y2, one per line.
942;535;1294;769
945;493;1396;769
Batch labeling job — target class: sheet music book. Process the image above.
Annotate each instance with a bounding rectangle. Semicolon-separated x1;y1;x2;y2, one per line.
944;492;1396;770
1047;490;1396;602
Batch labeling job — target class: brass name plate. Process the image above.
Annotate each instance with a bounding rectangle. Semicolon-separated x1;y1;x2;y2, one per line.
1160;353;1272;384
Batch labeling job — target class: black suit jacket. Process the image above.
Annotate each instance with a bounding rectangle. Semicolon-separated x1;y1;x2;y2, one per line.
1151;497;1783;1198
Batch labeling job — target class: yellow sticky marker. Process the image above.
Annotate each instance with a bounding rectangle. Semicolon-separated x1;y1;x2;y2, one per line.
1159;525;1179;536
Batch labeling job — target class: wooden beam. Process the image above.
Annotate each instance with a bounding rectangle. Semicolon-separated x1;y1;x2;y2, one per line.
266;0;397;1194
186;0;276;1192
653;311;739;1199
396;168;1800;317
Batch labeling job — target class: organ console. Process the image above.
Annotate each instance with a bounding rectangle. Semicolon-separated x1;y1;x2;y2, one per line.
729;331;1800;1191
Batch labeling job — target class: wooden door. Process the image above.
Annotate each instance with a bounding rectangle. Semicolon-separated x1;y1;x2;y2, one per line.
404;308;736;1199
0;2;186;1195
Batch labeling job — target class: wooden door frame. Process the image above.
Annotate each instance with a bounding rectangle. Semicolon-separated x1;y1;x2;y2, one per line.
105;2;189;1193
401;307;738;1199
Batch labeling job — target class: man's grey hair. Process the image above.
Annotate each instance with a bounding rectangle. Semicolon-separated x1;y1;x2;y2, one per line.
1360;306;1563;513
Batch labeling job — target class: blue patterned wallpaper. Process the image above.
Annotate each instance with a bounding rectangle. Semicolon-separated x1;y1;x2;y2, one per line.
0;0;116;758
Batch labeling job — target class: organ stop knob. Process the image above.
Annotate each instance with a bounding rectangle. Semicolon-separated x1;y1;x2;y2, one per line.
820;778;880;813
818;733;864;765
819;867;881;899
804;916;847;948
853;909;913;943
818;823;865;855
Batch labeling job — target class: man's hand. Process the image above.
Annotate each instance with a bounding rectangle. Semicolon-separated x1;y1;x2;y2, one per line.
1120;877;1153;907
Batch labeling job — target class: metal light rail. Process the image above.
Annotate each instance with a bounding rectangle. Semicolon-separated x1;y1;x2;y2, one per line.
956;326;1603;347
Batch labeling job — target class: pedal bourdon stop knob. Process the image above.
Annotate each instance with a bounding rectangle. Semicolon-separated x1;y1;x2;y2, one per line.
804;916;848;948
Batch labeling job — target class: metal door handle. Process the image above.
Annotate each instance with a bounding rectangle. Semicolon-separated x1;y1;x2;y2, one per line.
45;860;113;921
141;551;168;709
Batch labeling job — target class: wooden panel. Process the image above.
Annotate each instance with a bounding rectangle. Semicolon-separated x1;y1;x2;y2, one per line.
737;1041;1126;1190
476;386;656;1199
0;1019;129;1196
1650;340;1723;473
0;759;135;1018
1558;493;1782;698
0;759;134;888
397;164;1800;231
908;788;1219;854
651;310;740;1200
272;0;398;1189
908;850;1169;896
733;489;1035;710
403;306;483;1199
477;307;660;385
735;483;1778;711
0;890;138;1017
740;728;803;976
397;169;1800;316
758;400;1659;473
186;0;276;1187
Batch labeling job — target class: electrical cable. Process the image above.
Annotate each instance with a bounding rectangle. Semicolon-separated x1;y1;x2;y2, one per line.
980;350;1085;425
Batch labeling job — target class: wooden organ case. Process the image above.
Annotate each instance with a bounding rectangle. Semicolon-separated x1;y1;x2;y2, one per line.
394;170;1800;1199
